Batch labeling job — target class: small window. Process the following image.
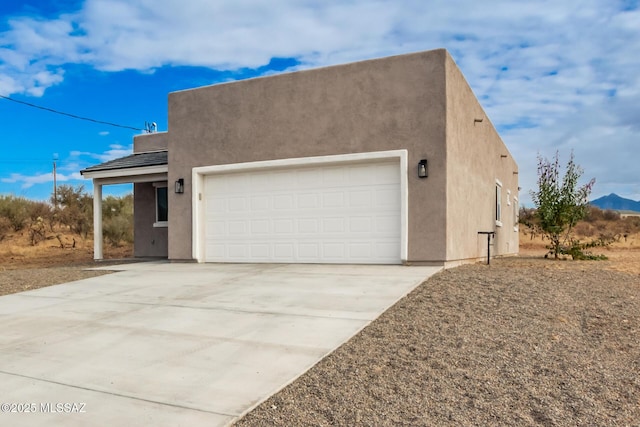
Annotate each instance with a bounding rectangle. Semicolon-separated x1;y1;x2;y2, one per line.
495;181;502;226
155;186;168;227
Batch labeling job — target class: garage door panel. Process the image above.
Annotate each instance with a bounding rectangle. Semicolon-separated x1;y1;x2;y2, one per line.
348;164;374;185
298;243;320;259
251;244;270;258
376;215;401;233
322;166;347;186
228;245;247;258
322;192;344;208
323;217;345;233
206;220;227;237
349;190;373;208
298;168;321;187
297;218;319;233
274;243;294;259
207;243;226;258
274;195;294;210
204;160;401;264
375;188;400;207
349;242;372;258
274;219;294;234
374;163;401;184
251;220;269;234
298;193;320;209
349;216;373;233
228;197;247;212
251;196;269;210
323;243;346;258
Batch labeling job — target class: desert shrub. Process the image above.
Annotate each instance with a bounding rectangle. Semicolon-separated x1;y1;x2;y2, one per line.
584;206;603;222
595;222;607;232
602;209;621;221
519;207;544;239
622;216;640;234
54;185;93;238
553;237;610;260
0;216;11;241
0;195;31;231
573;222;594;237
103;216;133;247
28;201;52;222
102;194;133;247
28;217;47;246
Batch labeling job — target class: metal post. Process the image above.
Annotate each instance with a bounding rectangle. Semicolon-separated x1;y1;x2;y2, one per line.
53;158;57;209
486;233;491;265
477;231;495;265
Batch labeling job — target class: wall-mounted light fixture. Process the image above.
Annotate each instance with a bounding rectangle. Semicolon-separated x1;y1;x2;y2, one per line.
418;159;428;178
175;178;184;194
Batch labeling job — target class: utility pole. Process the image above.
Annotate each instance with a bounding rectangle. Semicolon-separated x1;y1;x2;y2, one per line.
53;153;58;210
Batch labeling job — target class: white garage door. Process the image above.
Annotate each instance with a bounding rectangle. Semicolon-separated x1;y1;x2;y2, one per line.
203;159;401;264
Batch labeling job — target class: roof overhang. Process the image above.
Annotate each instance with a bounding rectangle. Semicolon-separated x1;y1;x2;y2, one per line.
82;165;168;186
80;150;168;184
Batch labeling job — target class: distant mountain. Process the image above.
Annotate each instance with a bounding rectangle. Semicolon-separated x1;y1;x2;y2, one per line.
591;193;640;212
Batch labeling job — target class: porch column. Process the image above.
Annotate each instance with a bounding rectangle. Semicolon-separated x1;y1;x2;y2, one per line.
93;182;103;260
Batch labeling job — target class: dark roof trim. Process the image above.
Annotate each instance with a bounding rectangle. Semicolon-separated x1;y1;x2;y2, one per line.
80;151;168;174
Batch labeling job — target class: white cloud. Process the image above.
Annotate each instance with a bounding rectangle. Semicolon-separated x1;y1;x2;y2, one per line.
0;145;133;191
98;131;110;136
1;171;82;189
69;144;132;162
95;144;131;162
0;0;638;202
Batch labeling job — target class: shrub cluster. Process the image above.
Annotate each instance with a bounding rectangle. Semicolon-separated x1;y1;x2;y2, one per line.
0;186;133;247
521;205;640;260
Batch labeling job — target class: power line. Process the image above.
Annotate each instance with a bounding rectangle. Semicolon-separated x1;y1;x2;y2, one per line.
0;94;145;131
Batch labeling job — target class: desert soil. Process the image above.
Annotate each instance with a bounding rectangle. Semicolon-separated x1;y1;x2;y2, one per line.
237;251;640;426
0;234;132;296
1;235;639;426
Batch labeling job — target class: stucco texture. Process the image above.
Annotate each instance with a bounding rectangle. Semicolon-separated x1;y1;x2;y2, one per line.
133;182;168;258
165;49;517;264
444;54;519;263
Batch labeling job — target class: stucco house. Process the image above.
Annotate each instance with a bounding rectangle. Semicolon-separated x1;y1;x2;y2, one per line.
81;48;519;267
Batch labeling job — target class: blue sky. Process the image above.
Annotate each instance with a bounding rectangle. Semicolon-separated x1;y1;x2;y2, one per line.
1;0;639;205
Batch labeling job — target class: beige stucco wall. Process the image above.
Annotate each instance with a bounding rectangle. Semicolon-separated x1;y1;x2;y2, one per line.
133;132;168;153
162;48;517;264
167;49;450;262
131;133;169;258
444;53;519;262
133;182;168;258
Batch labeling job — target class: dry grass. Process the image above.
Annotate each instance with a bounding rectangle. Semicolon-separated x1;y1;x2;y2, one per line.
519;229;640;275
0;229;132;296
0;228;132;270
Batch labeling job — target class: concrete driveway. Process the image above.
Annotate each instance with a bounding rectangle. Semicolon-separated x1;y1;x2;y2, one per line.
0;262;440;426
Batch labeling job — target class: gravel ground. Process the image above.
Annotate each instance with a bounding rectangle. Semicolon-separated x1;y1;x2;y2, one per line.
2;254;639;426
0;266;110;296
236;256;640;426
0;262;125;296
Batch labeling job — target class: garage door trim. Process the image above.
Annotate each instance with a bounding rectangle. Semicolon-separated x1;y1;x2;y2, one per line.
191;150;408;263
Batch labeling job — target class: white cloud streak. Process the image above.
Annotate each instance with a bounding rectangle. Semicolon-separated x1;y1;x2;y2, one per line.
1;171;82;189
0;0;639;202
1;145;133;190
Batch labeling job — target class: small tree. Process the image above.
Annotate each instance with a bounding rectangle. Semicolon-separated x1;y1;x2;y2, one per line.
530;151;595;259
53;185;93;238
